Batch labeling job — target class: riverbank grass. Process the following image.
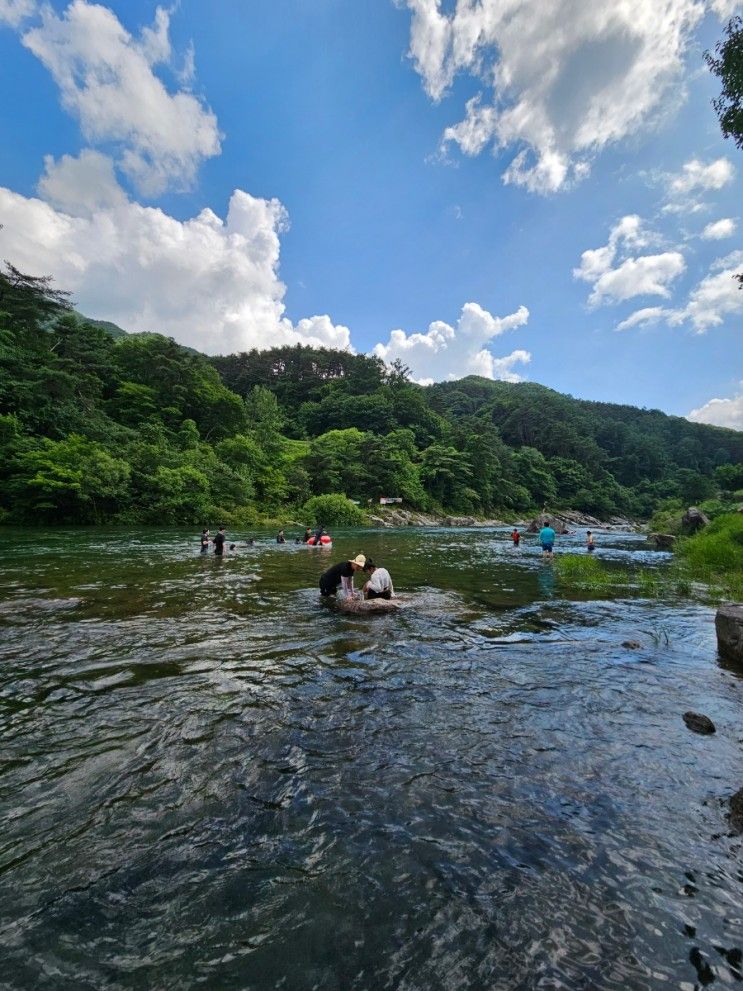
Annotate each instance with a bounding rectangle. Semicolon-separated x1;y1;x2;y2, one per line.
674;513;743;600
555;513;743;601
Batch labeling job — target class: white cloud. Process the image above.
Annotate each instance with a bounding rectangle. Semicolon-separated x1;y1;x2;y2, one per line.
701;217;736;240
373;301;530;383
0;161;351;354
688;395;743;429
708;0;742;19
615;306;668;331
662;156;736;213
587;253;686;306
0;0;35;27
405;0;708;193
671;250;743;332
138;4;171;65
669;158;734;196
21;0;221;195
573;214;648;282
38;149;127;215
574;215;684;305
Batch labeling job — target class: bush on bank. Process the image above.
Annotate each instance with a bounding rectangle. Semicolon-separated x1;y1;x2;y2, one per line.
301;494;367;528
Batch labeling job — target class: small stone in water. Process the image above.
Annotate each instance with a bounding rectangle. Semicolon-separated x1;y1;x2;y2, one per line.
729;787;743;834
683;712;716;735
622;640;642;649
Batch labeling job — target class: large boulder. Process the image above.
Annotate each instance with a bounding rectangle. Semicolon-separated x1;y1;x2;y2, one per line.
716;604;743;665
682;506;710;533
527;515;571;535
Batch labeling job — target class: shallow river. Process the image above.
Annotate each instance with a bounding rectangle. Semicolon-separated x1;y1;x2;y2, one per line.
0;527;741;990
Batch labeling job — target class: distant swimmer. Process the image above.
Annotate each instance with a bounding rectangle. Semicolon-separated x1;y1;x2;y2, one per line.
586;530;595;553
539;520;556;558
276;529;286;544
511;528;521;546
362;559;394;600
303;527;312;543
319;554;366;600
213;526;226;557
200;528;210;553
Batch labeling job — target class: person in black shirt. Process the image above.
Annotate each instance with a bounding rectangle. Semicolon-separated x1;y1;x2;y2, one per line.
213;526;226;556
277;530;286;543
319;555;366;599
200;528;210;553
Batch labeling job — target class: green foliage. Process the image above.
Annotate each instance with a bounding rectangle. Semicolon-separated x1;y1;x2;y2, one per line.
648;501;685;536
9;434;131;523
715;462;743;491
302;494;366;527
705;16;743;152
1;264;742;527
676;513;743;586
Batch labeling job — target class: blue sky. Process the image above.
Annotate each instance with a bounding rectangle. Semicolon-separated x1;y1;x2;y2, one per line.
0;0;741;426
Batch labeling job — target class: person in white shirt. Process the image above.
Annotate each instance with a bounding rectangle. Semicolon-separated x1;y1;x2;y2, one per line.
362;559;394;600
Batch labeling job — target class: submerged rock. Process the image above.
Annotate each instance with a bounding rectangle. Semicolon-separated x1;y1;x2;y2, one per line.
336;597;401;615
730;788;743;834
715;604;743;664
0;597;82;617
622;640;642;649
682;711;716;735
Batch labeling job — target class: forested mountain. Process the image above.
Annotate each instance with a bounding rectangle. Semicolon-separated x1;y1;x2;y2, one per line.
1;263;741;525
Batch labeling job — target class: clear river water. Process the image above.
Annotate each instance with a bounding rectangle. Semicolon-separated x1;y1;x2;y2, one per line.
0;526;741;990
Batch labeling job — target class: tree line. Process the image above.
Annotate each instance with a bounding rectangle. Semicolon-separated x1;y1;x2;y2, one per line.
0;263;741;526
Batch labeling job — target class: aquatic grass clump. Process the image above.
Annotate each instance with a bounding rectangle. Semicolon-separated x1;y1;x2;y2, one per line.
555;555;672;600
554;554;632;592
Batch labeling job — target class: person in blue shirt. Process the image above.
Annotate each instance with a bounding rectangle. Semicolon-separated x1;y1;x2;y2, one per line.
539;520;556;557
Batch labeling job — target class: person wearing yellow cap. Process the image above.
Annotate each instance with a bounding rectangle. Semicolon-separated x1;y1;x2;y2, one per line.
319;554;366;600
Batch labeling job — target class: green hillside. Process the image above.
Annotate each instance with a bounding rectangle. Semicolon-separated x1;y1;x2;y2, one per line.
1;263;741;525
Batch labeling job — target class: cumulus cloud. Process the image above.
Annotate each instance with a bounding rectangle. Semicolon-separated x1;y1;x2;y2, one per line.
21;1;221;195
0;158;351;354
373;301;530;383
0;0;35;27
671;250;743;333
38;148;128;215
701;218;736;240
669;158;734;196
616;251;743;334
586;253;686;306
574;215;684;306
662;157;735;213
688;394;743;429
404;0;709;193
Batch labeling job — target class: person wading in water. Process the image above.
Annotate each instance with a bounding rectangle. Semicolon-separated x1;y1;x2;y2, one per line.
319;555;366;600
